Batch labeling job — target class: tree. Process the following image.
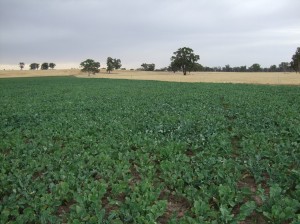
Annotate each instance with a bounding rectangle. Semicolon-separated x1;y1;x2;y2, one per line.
113;59;122;70
107;62;114;73
29;63;39;70
141;63;155;71
269;65;277;72
279;62;290;72
222;64;232;72
192;63;203;72
291;47;300;73
49;63;56;69
41;63;49;70
106;57;114;74
240;66;247;72
171;47;200;75
80;59;100;76
168;61;179;73
106;57;122;73
19;62;25;70
249;63;261;72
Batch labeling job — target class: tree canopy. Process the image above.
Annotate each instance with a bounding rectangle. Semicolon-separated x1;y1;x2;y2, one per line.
291;47;300;73
141;63;155;71
170;47;200;75
106;57;114;73
106;57;122;73
249;63;262;72
19;62;25;70
80;59;100;75
49;63;56;69
41;63;49;70
29;63;39;70
113;58;122;70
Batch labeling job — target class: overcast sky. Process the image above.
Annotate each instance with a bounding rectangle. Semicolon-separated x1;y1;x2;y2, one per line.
0;0;299;69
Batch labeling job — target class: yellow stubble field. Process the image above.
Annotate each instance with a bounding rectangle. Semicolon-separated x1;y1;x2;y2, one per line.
0;69;299;85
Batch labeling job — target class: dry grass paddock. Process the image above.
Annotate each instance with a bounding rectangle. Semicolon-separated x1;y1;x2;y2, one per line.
0;69;299;85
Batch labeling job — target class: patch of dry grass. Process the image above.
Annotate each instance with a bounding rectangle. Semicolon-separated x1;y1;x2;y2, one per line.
1;69;299;85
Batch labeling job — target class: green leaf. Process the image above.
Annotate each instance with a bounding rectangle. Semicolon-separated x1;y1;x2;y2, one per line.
270;184;282;199
220;204;233;222
236;201;256;221
76;205;84;214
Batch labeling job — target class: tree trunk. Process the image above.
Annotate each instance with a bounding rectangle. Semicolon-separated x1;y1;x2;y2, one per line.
182;65;186;75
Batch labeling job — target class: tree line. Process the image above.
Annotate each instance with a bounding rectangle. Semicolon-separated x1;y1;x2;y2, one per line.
80;47;299;75
79;57;122;75
165;61;294;73
138;47;299;74
19;47;299;75
165;47;299;74
19;62;56;70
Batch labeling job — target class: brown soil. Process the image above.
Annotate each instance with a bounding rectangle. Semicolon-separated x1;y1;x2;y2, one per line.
158;190;191;223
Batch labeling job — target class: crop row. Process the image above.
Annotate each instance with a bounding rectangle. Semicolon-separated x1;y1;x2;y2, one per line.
0;77;299;223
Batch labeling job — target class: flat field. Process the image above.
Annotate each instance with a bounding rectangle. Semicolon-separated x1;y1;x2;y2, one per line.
0;77;300;223
0;69;300;85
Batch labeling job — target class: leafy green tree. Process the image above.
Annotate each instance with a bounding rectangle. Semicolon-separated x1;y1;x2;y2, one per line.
249;63;261;72
19;62;25;70
80;59;100;76
41;63;49;70
191;63;203;72
141;63;155;71
171;47;200;75
106;57;114;73
49;63;56;69
113;59;122;70
168;61;180;73
107;62;114;73
222;64;232;72
239;66;247;72
106;57;122;73
269;65;277;72
291;47;300;73
278;62;289;72
29;63;39;70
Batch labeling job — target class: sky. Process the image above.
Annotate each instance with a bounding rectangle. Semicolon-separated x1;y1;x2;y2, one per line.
0;0;299;70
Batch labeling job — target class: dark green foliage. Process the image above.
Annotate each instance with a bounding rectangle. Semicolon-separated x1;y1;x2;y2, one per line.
291;47;300;73
0;77;299;223
141;63;155;71
223;64;232;72
19;62;25;70
249;63;262;72
269;65;277;72
171;47;200;75
278;62;289;72
106;57;122;73
29;63;39;70
106;57;114;73
41;63;49;70
49;63;56;69
168;61;180;73
80;59;100;75
113;58;122;70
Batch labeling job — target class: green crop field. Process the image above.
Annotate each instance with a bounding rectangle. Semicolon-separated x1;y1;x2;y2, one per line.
0;77;299;223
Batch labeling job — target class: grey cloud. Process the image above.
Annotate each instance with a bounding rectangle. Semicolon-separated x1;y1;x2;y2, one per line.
0;0;299;68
